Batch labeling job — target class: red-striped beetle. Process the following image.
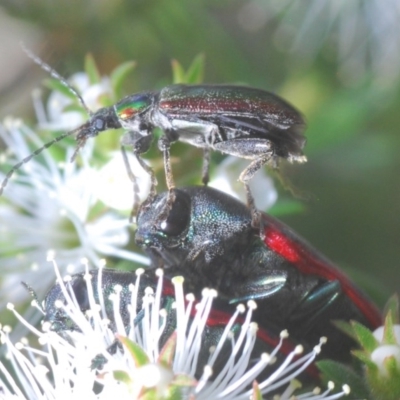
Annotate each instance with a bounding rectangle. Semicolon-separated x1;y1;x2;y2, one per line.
135;186;381;362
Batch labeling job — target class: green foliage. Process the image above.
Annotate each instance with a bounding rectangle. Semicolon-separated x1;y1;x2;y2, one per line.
328;296;400;400
171;54;205;84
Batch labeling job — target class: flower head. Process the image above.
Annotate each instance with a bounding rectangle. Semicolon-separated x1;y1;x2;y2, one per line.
0;260;351;400
0;59;151;311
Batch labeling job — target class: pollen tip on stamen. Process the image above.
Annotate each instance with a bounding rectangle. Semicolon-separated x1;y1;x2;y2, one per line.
327;381;335;390
41;322;51;332
312;387;321;395
313;344;322;354
113;284;122;293
294;345;303;355
172;276;184;285
280;329;289;339
3;325;12;334
343;384;351;394
260;352;271;363
15;342;24;350
84;273;93;281
30;299;39;308
80;257;89;265
99;259;107;267
136;268;145;276
144;287;154;295
6;303;15;311
46;250;56;261
237;303;246;313
247;300;257;310
64;275;72;282
209;289;218;298
155;268;163;277
54;300;64;308
249;322;258;333
186;293;195;302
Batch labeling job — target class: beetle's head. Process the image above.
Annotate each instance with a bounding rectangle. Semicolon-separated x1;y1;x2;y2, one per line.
135;186;254;268
76;106;121;142
135;189;192;266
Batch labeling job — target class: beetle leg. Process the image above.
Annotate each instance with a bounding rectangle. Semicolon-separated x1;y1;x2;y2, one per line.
121;146;158;222
202;147;210;185
120;132;157;221
239;154;273;238
157;135;177;220
158;135;176;191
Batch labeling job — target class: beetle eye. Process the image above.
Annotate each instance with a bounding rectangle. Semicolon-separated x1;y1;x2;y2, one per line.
94;117;105;131
158;191;191;237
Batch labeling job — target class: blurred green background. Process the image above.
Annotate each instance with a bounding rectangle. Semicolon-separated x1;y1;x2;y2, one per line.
0;0;399;306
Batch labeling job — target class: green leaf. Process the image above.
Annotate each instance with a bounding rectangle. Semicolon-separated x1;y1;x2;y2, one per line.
113;369;133;386
365;357;400;400
84;53;101;85
317;360;371;399
383;312;398;345
267;198;305;217
117;334;150;367
111;61;137;99
185;53;205;84
251;381;263;400
333;320;357;341
62;103;87;114
383;294;399;325
163;374;195;400
171;59;186;84
158;331;177;367
352;349;377;369
351;321;379;352
44;78;77;100
171;54;205;84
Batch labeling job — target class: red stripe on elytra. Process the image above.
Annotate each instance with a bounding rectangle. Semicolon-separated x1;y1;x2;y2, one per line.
263;219;381;328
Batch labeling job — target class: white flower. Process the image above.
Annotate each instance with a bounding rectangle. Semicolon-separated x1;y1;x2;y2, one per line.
34;72;113;131
237;0;400;85
0;261;351;400
0;118;149;308
372;324;400;377
92;151;152;212
210;156;277;211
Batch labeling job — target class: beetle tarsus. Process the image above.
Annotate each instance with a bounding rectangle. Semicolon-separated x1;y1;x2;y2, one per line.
121;146;141;223
202;147;210;186
158;136;175;191
243;181;265;239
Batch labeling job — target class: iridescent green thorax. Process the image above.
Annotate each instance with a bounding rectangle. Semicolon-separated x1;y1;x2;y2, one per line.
115;92;154;121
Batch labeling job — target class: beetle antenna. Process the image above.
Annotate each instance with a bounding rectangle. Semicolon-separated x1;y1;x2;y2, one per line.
20;42;93;117
0;128;80;196
21;281;45;314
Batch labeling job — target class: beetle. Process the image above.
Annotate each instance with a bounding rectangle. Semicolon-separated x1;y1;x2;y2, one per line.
37;267;320;387
0;49;306;225
135;186;382;362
